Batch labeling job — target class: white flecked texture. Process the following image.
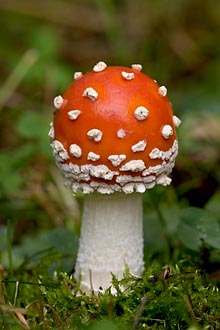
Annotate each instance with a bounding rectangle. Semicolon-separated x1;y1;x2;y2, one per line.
74;193;144;293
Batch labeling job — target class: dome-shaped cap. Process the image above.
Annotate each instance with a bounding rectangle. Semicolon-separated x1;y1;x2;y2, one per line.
50;62;181;194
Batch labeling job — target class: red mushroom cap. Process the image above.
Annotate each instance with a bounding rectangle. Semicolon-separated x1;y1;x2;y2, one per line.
50;62;181;194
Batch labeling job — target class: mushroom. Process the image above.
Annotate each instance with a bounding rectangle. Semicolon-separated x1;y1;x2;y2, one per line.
50;62;181;293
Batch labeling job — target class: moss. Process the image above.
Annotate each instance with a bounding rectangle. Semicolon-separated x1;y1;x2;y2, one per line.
1;261;220;330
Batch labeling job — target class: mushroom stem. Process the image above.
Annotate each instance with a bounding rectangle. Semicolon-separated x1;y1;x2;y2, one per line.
74;193;144;293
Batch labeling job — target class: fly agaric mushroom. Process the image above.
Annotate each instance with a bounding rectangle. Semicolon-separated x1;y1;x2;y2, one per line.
49;62;181;293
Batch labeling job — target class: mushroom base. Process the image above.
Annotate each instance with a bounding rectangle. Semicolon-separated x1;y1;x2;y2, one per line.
74;193;144;294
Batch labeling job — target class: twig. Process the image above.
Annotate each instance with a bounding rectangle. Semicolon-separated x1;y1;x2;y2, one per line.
132;293;148;330
0;305;28;314
6;219;13;276
182;293;199;326
13;281;19;306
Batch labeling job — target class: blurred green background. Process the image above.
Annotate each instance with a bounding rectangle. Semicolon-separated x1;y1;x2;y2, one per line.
0;0;220;267
1;2;220;328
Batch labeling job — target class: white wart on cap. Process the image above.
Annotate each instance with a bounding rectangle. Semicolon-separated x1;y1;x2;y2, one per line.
51;63;180;195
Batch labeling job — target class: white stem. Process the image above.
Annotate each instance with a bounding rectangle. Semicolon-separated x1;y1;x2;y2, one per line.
74;193;144;293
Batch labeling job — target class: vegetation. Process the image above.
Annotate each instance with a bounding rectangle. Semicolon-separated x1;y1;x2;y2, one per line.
0;1;220;329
